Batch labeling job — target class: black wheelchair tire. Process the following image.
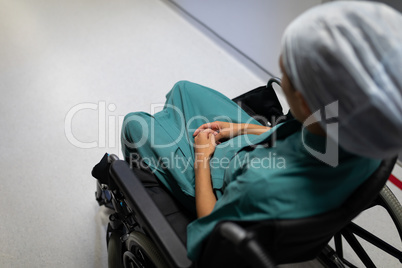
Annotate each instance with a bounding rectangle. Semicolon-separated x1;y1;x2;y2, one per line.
108;232;124;268
124;231;168;268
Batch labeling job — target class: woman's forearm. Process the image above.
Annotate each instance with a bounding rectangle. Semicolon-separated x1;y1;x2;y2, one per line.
194;157;217;218
240;123;271;135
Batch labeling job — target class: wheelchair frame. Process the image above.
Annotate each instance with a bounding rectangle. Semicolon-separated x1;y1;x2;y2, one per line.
98;155;191;268
95;155;402;268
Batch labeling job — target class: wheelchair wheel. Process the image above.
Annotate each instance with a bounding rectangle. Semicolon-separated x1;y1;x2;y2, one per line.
108;232;124;268
123;231;168;268
321;185;402;267
378;185;402;239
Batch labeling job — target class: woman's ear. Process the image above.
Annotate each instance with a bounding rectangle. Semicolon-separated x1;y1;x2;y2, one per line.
295;91;312;118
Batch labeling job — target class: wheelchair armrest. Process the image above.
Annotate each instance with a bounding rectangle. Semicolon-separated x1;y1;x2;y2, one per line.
219;222;276;268
199;221;277;268
110;160;192;268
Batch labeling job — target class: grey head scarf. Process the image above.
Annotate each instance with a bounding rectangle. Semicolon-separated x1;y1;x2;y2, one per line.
281;1;402;159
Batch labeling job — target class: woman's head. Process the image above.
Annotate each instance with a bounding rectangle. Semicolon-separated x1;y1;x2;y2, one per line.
281;1;402;159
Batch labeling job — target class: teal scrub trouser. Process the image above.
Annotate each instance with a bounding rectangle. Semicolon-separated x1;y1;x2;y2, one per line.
121;81;260;213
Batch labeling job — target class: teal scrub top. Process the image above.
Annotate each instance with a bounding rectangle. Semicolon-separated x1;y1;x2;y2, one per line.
121;81;381;261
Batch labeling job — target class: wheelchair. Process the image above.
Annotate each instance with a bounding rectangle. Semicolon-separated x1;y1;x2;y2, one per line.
92;79;402;268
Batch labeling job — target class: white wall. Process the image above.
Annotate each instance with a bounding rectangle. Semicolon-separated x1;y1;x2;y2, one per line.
167;0;324;80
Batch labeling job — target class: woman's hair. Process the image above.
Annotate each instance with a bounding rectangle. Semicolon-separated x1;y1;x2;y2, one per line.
281;1;402;159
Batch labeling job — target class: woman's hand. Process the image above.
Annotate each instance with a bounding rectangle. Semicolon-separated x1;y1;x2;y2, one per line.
193;129;217;218
194;129;217;160
193;121;243;144
193;121;271;144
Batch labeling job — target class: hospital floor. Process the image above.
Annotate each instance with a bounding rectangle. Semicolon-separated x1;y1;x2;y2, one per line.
1;0;401;267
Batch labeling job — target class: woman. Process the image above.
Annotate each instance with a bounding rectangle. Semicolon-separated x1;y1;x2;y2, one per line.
121;1;402;260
